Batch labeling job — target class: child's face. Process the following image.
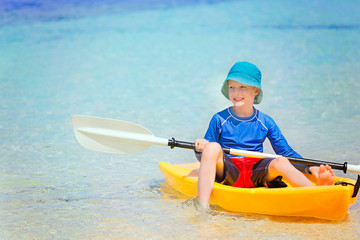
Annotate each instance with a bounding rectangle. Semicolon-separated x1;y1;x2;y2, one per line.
228;80;260;108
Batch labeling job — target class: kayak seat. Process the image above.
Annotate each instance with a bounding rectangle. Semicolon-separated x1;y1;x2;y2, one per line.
267;176;288;188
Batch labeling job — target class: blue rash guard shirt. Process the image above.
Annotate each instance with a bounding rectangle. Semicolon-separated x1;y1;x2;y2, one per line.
197;107;309;173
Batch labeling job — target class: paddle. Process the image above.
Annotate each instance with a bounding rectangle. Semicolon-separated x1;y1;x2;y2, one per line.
72;115;360;175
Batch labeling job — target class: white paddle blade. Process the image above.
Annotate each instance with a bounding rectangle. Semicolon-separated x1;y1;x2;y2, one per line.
72;115;169;154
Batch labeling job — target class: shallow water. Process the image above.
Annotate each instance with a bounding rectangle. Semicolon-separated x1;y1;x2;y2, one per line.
1;0;360;239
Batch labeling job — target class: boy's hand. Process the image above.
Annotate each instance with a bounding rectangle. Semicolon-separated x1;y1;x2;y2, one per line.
195;139;209;152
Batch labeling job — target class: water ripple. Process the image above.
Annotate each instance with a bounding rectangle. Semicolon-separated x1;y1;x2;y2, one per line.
259;24;360;30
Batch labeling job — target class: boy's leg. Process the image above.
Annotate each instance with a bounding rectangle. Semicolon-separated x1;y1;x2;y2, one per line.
198;142;224;208
267;157;334;187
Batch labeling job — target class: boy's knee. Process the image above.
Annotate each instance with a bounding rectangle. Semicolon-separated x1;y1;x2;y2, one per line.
204;142;222;152
202;142;222;159
270;157;290;169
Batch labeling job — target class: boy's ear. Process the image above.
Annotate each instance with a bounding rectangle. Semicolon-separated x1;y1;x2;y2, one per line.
255;87;260;96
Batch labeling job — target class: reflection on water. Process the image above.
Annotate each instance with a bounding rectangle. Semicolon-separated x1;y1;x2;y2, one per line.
158;181;359;240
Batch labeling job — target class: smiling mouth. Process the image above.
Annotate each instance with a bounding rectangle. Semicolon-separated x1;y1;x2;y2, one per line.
234;97;244;102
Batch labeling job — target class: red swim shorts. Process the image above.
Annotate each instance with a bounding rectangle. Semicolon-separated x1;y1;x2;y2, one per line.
216;153;274;188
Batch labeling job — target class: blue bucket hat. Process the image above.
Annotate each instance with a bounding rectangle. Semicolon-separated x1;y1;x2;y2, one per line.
221;62;263;104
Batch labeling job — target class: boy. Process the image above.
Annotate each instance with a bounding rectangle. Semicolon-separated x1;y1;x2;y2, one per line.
194;62;334;209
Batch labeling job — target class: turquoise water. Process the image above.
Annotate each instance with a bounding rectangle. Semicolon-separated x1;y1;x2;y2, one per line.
1;0;360;239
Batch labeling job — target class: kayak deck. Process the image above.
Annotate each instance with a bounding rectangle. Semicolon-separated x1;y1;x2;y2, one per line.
159;162;358;220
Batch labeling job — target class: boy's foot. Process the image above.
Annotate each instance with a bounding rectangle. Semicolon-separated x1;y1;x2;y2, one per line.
317;165;334;186
181;197;209;213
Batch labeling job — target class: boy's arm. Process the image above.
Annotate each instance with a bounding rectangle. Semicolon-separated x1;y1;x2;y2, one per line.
267;121;310;173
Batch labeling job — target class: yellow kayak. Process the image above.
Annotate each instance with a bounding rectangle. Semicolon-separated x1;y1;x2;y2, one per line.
159;161;358;220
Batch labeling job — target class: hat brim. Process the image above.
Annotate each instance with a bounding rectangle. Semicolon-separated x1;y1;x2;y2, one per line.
221;74;263;104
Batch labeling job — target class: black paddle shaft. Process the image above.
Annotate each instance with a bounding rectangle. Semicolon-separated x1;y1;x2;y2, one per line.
167;138;348;173
168;138;195;150
286;157;348;173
